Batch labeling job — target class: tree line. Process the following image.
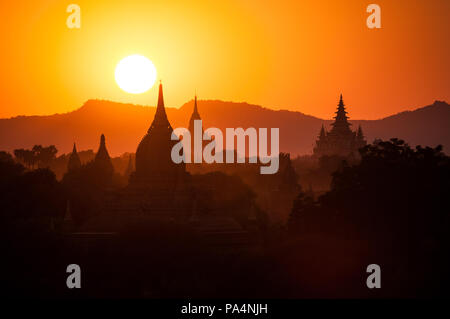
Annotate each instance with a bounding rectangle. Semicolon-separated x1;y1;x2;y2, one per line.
13;145;57;169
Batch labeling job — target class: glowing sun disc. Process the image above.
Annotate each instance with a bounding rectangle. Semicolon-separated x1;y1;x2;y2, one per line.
115;55;157;94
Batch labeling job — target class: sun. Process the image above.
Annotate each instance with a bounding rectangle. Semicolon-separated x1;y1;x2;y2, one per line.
115;55;157;94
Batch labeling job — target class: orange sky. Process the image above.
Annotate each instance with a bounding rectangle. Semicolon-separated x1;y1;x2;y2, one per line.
1;0;449;119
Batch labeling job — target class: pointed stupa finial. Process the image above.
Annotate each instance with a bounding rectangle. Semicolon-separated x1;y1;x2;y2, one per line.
357;125;364;139
94;134;114;176
189;93;202;133
339;94;344;107
150;81;171;130
319;124;326;138
96;134;109;161
194;94;199;115
96;134;109;159
157;82;164;108
331;93;351;131
67;142;81;172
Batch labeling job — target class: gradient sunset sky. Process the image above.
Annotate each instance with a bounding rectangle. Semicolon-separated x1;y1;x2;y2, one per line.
1;0;449;119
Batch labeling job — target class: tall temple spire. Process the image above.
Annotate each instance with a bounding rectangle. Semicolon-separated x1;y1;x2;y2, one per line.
94;134;114;175
95;134;110;160
330;94;351;134
313;94;366;157
189;94;202;133
188;94;203;163
157;80;164;108
355;124;367;150
135;81;185;180
319;124;326;138
357;125;365;140
335;94;348;120
98;134;106;153
150;82;171;131
67;142;81;172
193;95;199;116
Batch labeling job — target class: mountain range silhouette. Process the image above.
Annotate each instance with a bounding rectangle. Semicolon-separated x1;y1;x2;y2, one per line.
0;99;448;156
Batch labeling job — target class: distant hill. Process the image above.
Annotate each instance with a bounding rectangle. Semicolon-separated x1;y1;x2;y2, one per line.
0;99;449;156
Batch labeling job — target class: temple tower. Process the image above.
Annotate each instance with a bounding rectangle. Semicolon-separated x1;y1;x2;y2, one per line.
329;94;353;136
93;134;114;177
67;143;81;172
188;95;203;164
355;125;367;150
313;94;366;157
110;82;193;220
134;82;185;182
188;95;201;133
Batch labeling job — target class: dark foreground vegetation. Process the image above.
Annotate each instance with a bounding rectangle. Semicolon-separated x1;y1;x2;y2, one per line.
1;139;449;298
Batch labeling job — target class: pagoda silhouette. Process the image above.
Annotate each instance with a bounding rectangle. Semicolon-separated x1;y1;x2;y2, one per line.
187;94;204;165
67;143;81;172
94;134;114;177
133;82;187;182
109;82;193;220
313;94;366;157
188;94;202;135
68;84;258;251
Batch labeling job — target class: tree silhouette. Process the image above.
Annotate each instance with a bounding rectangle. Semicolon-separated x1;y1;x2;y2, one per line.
14;148;36;169
288;191;316;234
0;154;65;221
13;145;58;169
288;138;450;297
0;151;13;163
33;145;58;168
